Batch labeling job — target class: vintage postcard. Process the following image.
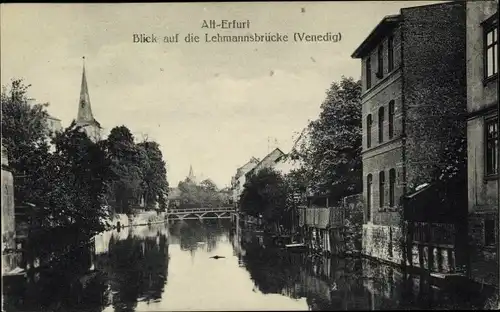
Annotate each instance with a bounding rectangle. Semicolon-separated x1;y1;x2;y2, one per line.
1;1;499;311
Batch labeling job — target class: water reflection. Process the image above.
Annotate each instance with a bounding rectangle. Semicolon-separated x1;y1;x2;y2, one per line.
236;228;493;311
2;219;494;311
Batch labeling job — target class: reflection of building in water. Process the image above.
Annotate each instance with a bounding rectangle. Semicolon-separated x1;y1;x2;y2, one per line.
94;231;113;255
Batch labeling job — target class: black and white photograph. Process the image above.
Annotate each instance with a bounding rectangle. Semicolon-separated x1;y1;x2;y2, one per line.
1;1;499;311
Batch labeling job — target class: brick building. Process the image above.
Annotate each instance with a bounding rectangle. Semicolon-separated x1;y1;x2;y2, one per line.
352;2;467;265
466;1;498;286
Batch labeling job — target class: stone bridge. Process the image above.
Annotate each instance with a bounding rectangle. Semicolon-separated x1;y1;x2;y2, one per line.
166;206;237;220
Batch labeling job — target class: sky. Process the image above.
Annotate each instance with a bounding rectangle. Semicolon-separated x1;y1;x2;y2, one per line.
1;1;441;188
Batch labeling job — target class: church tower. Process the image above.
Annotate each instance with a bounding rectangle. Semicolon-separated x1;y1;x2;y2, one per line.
187;165;197;184
76;57;102;142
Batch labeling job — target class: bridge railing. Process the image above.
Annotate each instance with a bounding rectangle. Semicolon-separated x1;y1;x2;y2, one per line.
167;207;236;214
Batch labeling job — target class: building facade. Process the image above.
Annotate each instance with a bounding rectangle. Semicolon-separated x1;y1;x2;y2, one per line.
231;157;259;206
466;1;498;286
45;115;63;135
352;2;467;265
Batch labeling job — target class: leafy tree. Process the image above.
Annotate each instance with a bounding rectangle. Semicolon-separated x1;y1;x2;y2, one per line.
292;76;362;202
199;178;221;207
177;179;202;208
1;79;112;238
177;178;226;208
48;122;112;235
1;79;52;205
104;126;145;213
137;141;169;210
200;178;218;192
240;168;288;231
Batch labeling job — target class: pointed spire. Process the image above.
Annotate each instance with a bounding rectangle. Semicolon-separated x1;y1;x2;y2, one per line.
188;165;194;179
77;56;95;125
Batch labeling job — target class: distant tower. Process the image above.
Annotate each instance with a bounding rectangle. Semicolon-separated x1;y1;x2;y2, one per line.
187;165;197;184
76;57;102;142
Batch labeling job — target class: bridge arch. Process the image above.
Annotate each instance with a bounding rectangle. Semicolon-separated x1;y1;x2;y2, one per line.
203;212;219;219
167;207;236;221
167;214;181;220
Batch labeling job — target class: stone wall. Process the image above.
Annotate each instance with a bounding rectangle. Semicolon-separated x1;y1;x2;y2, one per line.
362;223;459;274
362;224;402;264
129;211;165;226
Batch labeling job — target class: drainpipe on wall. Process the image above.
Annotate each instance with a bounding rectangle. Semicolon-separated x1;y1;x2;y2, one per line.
400;22;409;271
497;88;500;301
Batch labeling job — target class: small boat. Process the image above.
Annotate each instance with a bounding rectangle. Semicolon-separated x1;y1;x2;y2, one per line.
285;243;306;251
3;267;26;283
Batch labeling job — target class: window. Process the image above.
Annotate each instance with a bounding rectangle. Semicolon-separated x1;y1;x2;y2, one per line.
377;44;383;78
367;114;373;148
378;107;385;143
484;16;498;79
367;174;373;222
486;117;498;175
379;171;385;209
389;169;396;207
388;36;394;72
485;219;495;246
366;57;372;89
388;101;395;139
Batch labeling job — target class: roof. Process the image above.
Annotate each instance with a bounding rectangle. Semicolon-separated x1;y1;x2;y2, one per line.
351;14;401;59
274;154;302;175
245;148;285;177
234;157;259;179
47;115;61;121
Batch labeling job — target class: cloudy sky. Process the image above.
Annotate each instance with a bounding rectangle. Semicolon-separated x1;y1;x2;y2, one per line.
1;1;440;188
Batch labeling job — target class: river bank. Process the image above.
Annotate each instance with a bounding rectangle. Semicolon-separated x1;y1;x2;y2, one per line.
2;211;167;280
3;219;497;311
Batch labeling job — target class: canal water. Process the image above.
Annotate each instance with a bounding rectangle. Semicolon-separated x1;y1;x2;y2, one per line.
2;219;495;311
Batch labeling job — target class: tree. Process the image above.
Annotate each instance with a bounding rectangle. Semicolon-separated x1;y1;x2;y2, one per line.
200;179;218;192
137;141;169;210
104;126;145;214
199;178;220;207
177;179;202;208
1;79;52;205
177;178;223;208
49;121;112;235
1;79;113;240
240;168;288;231
292;76;362;202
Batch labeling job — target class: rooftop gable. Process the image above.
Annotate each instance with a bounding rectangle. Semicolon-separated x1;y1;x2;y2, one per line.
351;14;401;59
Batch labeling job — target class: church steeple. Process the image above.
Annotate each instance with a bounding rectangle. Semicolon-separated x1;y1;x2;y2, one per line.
188;165;194;178
76;57;101;142
187;165;196;183
77;56;96;125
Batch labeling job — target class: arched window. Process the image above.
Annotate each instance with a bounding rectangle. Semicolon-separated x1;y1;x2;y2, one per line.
378;107;385;143
389;169;396;207
367;114;373;148
379;171;385;209
367;174;373;222
389;100;395;139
